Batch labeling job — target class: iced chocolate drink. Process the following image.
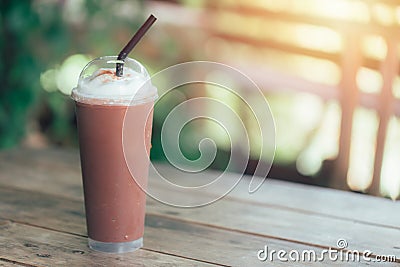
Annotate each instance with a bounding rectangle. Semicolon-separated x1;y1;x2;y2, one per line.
71;56;157;253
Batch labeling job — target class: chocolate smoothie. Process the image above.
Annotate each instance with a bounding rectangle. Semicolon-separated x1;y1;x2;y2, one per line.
72;56;157;253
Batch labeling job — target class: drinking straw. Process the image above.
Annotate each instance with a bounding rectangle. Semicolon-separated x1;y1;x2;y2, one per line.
116;14;157;77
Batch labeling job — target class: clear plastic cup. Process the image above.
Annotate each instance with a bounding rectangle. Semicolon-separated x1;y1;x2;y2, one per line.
72;56;157;253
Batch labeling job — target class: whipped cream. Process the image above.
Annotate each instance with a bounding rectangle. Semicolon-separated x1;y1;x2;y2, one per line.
72;65;157;106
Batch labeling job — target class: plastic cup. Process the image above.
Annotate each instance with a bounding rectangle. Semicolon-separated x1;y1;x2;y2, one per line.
72;56;157;253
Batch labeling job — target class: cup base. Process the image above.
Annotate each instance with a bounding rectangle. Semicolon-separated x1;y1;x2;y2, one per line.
88;237;143;253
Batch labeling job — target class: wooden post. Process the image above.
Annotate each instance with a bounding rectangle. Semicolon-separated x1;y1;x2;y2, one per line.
332;32;362;190
369;39;399;195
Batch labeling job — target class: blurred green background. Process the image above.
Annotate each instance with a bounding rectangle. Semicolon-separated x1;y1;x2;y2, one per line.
1;0;148;148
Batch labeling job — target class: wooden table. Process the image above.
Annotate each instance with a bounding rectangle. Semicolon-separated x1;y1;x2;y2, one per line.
0;148;399;266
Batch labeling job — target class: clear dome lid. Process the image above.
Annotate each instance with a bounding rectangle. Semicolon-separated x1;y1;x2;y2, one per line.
71;56;157;106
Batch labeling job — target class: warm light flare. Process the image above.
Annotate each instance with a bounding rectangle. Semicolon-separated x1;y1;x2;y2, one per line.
347;108;379;191
381;117;400;200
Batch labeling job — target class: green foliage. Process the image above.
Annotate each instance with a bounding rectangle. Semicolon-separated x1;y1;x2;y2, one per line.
0;1;41;148
0;0;145;148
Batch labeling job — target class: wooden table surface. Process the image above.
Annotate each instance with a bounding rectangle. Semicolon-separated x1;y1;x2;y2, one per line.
0;148;399;266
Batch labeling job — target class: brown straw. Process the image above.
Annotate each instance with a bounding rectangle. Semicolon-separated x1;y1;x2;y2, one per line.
116;14;157;77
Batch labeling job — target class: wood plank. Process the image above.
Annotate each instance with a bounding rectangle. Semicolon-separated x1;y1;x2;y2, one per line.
1;148;399;229
146;187;400;260
144;215;387;266
0;148;83;200
0;187;386;266
226;62;339;100
0;219;213;267
211;32;340;64
0;258;34;267
209;31;389;78
207;3;400;39
149;164;400;231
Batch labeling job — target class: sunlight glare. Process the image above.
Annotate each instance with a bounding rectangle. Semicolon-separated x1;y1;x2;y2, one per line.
56;54;92;95
372;3;395;26
362;35;388;61
380;117;400;200
347;108;379;191
297;102;340;175
356;67;383;94
393;76;400;99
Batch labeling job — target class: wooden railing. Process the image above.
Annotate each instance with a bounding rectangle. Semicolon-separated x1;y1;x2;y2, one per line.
204;1;400;195
148;0;400;196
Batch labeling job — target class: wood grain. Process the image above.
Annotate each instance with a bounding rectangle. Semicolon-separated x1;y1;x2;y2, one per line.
151;164;400;228
1;148;399;228
0;148;399;265
0;187;382;266
0;219;214;267
147;192;400;259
